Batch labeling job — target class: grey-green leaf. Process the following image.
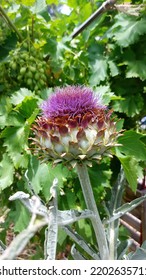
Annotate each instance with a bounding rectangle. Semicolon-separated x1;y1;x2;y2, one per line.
106;194;146;224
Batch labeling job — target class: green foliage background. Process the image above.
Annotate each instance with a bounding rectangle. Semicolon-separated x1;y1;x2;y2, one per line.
0;0;146;258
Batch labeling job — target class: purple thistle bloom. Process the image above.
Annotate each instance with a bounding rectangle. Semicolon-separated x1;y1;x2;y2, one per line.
41;86;106;118
31;85;121;166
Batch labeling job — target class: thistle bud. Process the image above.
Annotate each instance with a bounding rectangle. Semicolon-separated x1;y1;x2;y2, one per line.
31;86;121;167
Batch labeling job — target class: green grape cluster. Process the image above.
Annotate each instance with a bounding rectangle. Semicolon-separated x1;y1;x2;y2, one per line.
8;41;48;94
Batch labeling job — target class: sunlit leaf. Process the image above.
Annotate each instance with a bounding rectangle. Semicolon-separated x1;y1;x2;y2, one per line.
1;126;29;168
11;88;34;106
15;96;38;119
109;14;146;47
31;0;47;14
118;130;146;161
115;149;143;192
108;60;119;77
89;58;107;85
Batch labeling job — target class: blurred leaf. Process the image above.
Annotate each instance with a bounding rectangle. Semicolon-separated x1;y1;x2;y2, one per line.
116;119;124;132
31;0;50;21
13;202;31;233
57;228;67;247
0;33;17;60
43;37;57;57
15;0;35;5
32;0;47;14
46;0;58;4
65;189;77;209
76;219;93;244
128;241;146;260
0;96;12;129
0;153;14;191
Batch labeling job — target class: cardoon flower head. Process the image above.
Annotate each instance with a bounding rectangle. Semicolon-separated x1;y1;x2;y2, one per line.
31;86;121;167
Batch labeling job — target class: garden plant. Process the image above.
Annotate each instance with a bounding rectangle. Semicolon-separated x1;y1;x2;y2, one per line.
0;0;146;260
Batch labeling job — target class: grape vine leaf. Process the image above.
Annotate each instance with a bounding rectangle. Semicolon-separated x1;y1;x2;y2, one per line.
89;58;107;85
46;0;58;4
44;37;57;58
88;43;108;85
1;126;29;169
108;60;119;77
0;153;14;191
115;149;143;192
95;85;121;106
117;130;146;161
15;96;38;119
0;33;17;60
11;88;34;106
109;14;146;47
113;94;144;117
26;156;69;201
126;59;146;81
5;111;25;127
89;162;112;190
0;96;12;129
26;157;51;195
32;0;47;14
13;0;35;5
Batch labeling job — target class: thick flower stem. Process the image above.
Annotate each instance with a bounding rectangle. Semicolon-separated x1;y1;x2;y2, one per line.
76;163;109;260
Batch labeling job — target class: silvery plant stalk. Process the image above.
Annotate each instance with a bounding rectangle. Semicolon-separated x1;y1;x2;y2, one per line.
76;163;109;260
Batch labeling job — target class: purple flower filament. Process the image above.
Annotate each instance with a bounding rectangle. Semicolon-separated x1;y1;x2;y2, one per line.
41;86;106;119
